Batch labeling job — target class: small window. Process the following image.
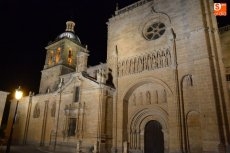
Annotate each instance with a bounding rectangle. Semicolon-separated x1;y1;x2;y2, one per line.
74;86;80;102
33;103;40;118
226;74;230;81
68;118;77;136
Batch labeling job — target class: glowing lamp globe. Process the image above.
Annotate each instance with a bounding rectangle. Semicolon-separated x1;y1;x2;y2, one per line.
15;87;23;100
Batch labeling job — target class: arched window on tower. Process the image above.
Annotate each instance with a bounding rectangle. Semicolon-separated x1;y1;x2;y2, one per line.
68;49;72;65
56;47;61;63
48;51;54;65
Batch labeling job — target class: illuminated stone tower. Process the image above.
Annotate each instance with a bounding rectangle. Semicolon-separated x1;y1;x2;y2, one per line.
39;21;89;93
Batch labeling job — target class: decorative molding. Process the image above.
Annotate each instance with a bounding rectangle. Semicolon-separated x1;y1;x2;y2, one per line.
115;0;153;16
128;107;168;150
118;49;171;77
129;88;167;107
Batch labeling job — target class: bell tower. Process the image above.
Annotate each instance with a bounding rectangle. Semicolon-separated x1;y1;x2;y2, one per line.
39;21;89;94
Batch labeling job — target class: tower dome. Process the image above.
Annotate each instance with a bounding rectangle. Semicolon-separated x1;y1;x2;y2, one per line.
57;21;81;44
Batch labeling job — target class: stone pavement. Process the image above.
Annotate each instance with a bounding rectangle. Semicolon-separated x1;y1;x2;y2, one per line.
0;145;53;153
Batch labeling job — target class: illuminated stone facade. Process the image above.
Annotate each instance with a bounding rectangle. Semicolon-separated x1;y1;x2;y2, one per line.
0;91;9;127
6;0;230;153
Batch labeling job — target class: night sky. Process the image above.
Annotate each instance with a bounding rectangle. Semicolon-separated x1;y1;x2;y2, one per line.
0;0;229;95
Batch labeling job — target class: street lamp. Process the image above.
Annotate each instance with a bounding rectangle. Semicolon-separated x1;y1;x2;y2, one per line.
5;86;23;153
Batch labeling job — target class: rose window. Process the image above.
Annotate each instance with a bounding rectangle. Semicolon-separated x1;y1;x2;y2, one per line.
144;22;166;40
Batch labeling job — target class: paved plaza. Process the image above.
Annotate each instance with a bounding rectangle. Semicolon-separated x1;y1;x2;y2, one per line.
0;145;54;153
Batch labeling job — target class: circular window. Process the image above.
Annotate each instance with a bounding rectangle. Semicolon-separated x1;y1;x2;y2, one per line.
143;22;166;40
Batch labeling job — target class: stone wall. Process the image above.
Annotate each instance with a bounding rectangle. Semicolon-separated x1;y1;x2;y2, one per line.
107;0;230;152
0;91;9;127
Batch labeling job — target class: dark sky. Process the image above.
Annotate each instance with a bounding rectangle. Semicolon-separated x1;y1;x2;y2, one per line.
0;0;229;95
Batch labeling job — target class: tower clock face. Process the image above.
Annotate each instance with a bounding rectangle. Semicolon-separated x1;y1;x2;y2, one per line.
143;22;166;40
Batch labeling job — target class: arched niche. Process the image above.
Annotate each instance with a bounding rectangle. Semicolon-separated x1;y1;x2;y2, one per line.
186;110;202;153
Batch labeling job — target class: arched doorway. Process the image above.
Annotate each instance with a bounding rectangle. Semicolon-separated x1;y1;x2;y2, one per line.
144;120;164;153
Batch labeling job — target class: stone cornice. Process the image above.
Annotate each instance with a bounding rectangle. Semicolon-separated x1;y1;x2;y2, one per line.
219;25;230;34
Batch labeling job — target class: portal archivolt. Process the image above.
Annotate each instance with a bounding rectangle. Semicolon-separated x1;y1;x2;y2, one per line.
123;81;171;153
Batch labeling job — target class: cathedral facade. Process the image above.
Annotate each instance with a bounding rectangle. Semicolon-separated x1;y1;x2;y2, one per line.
6;0;230;153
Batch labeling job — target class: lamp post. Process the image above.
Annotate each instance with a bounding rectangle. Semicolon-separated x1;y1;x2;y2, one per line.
5;86;23;153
